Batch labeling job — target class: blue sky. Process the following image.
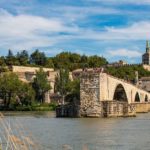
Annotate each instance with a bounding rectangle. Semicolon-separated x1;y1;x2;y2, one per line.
0;0;150;63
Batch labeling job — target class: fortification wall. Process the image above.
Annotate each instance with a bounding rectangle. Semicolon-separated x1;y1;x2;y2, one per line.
12;65;54;73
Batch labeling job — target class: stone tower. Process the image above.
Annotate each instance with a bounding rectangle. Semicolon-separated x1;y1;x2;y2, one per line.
142;40;150;65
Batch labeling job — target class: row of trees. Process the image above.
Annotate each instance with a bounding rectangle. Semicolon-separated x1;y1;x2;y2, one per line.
0;73;35;108
0;50;108;71
106;65;150;82
0;68;51;109
55;69;80;104
0;67;79;109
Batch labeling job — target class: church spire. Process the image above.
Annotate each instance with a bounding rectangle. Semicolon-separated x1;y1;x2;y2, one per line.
146;40;150;53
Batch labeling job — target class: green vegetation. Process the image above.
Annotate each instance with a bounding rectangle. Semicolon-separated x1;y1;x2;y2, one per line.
0;69;52;111
106;65;150;82
0;72;35;109
14;103;57;111
0;50;108;71
55;69;71;104
55;68;80;104
32;68;51;103
65;79;80;104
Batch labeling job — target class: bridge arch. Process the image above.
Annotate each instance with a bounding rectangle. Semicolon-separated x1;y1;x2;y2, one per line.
113;84;128;102
135;92;140;102
145;95;148;102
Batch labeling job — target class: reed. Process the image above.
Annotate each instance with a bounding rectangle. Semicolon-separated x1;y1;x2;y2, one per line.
0;112;38;150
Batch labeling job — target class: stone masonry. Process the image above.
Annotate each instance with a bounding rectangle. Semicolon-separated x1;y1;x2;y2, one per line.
79;72;150;117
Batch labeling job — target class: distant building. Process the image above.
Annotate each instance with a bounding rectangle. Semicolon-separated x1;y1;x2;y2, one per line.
139;77;150;93
11;66;58;103
107;60;127;67
142;40;150;65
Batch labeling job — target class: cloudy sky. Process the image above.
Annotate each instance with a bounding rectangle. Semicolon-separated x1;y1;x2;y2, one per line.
0;0;150;63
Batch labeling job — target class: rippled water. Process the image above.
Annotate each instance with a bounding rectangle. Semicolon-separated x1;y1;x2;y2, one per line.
1;111;150;150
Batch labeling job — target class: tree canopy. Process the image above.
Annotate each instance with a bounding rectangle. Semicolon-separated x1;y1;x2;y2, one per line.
0;72;35;108
1;50;108;71
32;68;51;103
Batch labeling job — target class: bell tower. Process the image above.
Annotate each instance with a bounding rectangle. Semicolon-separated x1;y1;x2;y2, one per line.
142;40;150;65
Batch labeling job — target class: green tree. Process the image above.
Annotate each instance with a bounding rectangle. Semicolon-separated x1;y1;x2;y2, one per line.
0;73;21;107
18;82;35;106
6;49;20;66
55;69;71;104
32;68;51;103
106;65;150;82
44;58;54;68
88;55;108;67
0;72;34;107
53;52;71;69
30;49;47;66
0;56;6;66
17;50;29;65
65;79;80;104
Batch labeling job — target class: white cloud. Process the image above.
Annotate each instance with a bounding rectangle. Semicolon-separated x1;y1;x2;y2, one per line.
77;21;150;40
107;49;142;58
0;9;79;50
0;8;150;55
87;0;150;5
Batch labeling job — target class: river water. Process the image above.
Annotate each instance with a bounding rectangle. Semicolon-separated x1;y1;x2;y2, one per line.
1;111;150;150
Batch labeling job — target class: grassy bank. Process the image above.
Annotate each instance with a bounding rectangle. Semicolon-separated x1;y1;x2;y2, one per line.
0;103;57;111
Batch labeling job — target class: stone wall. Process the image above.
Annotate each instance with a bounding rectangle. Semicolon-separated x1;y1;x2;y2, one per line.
56;101;136;118
78;72;136;117
11;65;54;72
102;101;136;117
12;65;58;103
135;102;149;113
80;73;102;117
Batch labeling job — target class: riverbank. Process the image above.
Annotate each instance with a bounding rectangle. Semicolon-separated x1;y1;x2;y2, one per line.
0;103;57;111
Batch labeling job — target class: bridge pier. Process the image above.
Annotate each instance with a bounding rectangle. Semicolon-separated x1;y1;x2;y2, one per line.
56;101;136;118
134;102;150;113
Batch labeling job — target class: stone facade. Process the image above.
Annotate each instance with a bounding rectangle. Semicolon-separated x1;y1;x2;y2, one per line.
11;65;58;103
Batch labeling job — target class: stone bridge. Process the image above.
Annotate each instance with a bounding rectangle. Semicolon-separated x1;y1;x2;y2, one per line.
99;73;150;103
56;72;150;118
79;72;150;117
80;72;150;104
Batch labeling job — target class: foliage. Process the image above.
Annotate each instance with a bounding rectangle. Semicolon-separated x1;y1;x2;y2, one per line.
6;50;20;66
53;52;107;71
17;50;29;65
44;58;54;68
17;82;35;106
32;68;51;103
65;79;80;104
1;50;108;71
30;49;47;66
0;72;35;108
88;55;108;67
55;69;71;97
106;65;150;82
